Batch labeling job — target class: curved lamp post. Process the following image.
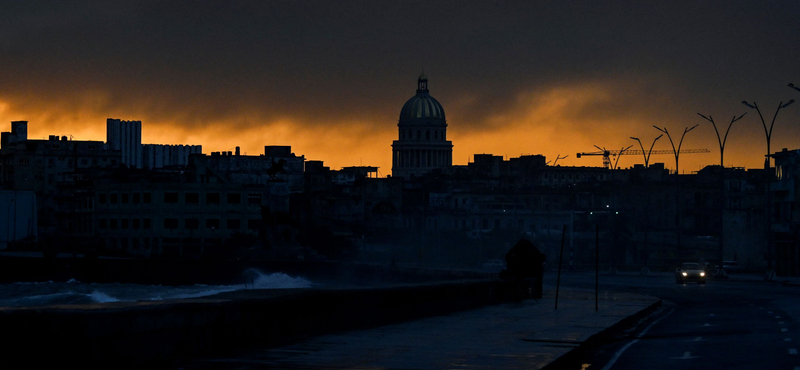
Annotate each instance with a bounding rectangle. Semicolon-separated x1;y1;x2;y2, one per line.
741;100;794;169
741;99;795;278
696;111;746;276
630;134;663;168
696;112;746;168
653;124;699;175
652;124;699;264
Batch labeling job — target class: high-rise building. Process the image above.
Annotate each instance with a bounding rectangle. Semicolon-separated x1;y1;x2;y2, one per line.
106;118;143;169
391;74;453;178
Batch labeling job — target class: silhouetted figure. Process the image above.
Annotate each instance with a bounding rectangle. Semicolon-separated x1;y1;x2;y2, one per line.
242;268;261;289
499;238;545;300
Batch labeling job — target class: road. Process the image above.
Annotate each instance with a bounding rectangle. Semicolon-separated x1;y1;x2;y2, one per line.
551;271;800;370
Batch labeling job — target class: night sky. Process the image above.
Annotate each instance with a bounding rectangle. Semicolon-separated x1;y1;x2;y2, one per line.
2;1;799;174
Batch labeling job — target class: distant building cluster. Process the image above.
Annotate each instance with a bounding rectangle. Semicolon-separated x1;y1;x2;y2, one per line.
107;118;202;169
1;75;800;275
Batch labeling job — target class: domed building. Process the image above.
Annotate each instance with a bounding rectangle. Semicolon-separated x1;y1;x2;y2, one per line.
391;74;453;178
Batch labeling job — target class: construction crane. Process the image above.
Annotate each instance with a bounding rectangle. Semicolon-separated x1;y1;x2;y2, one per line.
576;146;710;169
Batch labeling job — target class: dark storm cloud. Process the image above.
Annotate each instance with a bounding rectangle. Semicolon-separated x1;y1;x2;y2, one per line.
1;1;800;170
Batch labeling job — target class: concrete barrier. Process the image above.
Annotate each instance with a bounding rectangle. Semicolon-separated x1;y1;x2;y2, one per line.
0;278;538;367
0;254;491;285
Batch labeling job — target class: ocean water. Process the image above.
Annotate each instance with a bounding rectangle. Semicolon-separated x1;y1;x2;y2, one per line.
0;269;313;308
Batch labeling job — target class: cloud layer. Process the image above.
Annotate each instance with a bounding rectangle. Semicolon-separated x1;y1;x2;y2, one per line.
2;1;799;173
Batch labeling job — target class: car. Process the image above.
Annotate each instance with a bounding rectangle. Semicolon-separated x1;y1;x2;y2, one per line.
675;262;706;284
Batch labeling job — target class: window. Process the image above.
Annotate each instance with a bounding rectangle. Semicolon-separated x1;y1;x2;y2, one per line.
99;219;107;229
227;193;241;204
143;218;151;229
206;219;220;229
247;219;262;230
121;194;129;203
185;218;199;229
99;194;107;204
133;193;140;203
227;219;241;230
143;193;151;203
81;159;88;165
110;219;118;229
164;192;179;203
121;219;129;229
185;193;199;204
164;218;178;229
110;194;118;204
132;219;140;229
207;193;220;205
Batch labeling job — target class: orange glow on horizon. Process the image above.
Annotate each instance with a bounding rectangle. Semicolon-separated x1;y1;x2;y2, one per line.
0;79;792;176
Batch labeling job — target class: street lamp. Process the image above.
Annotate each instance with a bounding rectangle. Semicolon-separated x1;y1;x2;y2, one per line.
612;145;633;170
741;100;795;169
630;134;663;168
697;111;746;277
630;134;662;272
652;124;699;264
696;112;746;168
653;124;699;175
742;99;795;279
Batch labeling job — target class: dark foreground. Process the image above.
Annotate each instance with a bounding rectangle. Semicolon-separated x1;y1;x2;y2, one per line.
166;286;659;370
0;277;542;368
160;271;800;370
556;271;800;370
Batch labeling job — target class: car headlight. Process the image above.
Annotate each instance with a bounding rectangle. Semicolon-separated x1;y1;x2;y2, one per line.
682;272;687;276
700;272;705;276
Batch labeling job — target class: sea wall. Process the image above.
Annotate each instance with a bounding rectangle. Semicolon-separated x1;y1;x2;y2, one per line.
0;253;490;285
0;278;539;367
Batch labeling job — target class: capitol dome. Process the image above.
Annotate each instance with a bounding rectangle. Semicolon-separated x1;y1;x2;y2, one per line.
398;74;446;123
391;73;453;179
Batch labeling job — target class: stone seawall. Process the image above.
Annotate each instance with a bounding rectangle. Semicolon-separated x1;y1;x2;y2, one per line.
0;278;538;367
0;254;490;285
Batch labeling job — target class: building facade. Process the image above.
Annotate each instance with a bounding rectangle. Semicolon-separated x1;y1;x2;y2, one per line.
106;118;143;169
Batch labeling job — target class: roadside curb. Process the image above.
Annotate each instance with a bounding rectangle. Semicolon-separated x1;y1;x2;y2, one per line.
541;298;663;370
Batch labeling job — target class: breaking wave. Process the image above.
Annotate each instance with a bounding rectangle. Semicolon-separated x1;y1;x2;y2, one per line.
0;270;313;308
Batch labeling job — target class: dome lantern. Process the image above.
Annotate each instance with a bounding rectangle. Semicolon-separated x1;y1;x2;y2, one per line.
417;73;428;93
